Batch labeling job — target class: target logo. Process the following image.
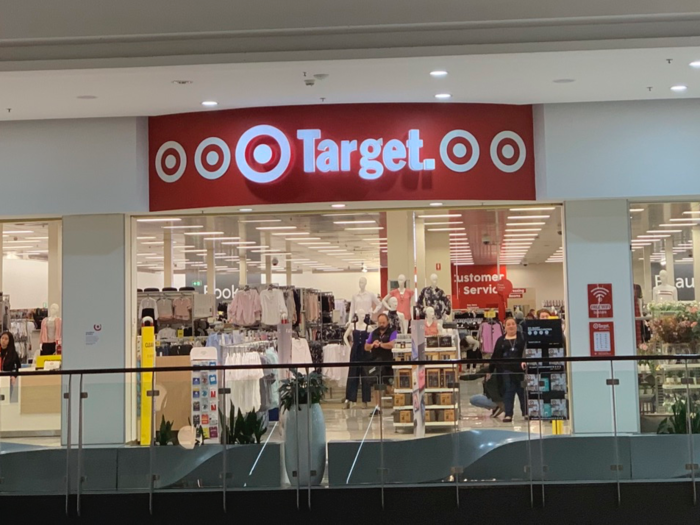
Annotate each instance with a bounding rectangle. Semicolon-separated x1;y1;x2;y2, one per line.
490;131;527;173
439;130;480;172
235;125;292;183
155;141;187;183
195;137;231;180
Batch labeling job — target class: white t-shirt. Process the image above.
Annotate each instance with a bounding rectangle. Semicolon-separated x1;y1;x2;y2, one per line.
259;288;288;326
350;291;380;321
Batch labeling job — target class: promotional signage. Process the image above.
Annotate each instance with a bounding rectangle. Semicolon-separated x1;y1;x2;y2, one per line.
149;104;535;211
509;288;526;299
451;265;507;309
589;321;615;357
587;283;613;318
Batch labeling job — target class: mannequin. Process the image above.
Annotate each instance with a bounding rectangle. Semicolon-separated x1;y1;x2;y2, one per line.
424;307;440;336
417;273;451;320
385;296;407;335
343;308;371;409
40;303;62;355
349;277;382;321
381;274;413;320
653;269;678;303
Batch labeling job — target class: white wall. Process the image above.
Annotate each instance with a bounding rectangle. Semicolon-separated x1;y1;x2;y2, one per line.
137;271;186;290
537;99;700;201
269;270;381;301
0;118;148;217
2;258;49;309
507;263;564;309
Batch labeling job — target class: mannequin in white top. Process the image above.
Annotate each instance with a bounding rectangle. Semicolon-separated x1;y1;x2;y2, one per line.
653;269;678;303
349;277;382;321
386;296;407;335
344;308;368;347
40;303;63;356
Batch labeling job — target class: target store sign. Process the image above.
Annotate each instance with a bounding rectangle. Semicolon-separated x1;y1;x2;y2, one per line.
149;103;535;211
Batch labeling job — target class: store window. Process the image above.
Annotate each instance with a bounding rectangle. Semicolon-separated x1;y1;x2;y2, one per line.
132;205;565;445
630;202;700;423
0;219;63;441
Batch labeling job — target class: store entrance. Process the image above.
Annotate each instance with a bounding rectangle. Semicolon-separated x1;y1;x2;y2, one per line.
132;204;566;445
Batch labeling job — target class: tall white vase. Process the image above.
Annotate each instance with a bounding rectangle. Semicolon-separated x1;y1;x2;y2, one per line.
284;403;326;486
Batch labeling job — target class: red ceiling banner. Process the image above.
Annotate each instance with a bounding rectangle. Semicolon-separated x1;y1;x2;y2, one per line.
149;103;535;211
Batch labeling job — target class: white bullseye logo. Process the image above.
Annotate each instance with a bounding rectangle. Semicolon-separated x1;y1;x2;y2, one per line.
155;141;187;183
490;131;526;173
235;125;291;183
439;130;480;172
194;137;231;180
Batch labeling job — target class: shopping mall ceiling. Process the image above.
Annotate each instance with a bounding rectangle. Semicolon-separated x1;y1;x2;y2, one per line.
134;206;563;274
1;47;700;121
630;202;700;265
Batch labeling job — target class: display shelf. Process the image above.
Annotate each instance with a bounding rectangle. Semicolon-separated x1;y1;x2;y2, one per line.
426;404;458;409
394;363;457;368
425;347;456;352
658;364;700;371
661;384;700;390
392;348;412;353
425;364;458;369
392;365;413;370
394;422;414;427
425;421;457;427
394;388;412;394
394;405;412;410
426;388;458;393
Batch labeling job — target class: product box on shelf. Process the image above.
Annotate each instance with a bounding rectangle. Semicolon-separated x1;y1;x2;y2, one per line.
426;336;439;348
443;409;456;422
394;393;411;406
427;369;441;388
425;409;436;422
439;336;453;347
439;393;455;406
439;352;455;361
397;369;412;389
442;369;456;388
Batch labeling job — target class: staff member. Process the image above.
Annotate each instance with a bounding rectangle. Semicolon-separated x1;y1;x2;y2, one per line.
0;331;21;386
487;317;527;423
364;313;396;416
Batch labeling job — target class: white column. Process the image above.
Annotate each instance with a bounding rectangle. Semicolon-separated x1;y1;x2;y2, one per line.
386;211;414;286
264;232;272;284
564;199;639;434
62;214;130;445
693;226;700;301
415;218;426;290
285;240;292;286
239;221;248;286
642;245;652;304
206;217;216;293
664;239;675;285
47;221;62;309
163;228;173;288
424;231;451;290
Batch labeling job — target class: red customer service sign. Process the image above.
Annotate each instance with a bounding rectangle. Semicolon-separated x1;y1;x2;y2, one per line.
149;104;535;211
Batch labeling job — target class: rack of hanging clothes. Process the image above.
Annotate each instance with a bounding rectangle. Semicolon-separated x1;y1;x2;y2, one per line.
10;311;35;362
478;312;503;355
221;341;280;415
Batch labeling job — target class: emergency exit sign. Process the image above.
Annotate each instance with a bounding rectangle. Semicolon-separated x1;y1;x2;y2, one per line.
192;280;202;286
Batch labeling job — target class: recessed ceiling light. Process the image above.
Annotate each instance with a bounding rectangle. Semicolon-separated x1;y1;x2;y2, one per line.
331;203;346;208
435;94;451;100
239;208;253;212
691;61;700;69
202;101;219;107
629;208;644;213
671;85;688;92
429;203;445;207
553;79;575;84
509;207;556;211
137;218;182;223
430;70;448;78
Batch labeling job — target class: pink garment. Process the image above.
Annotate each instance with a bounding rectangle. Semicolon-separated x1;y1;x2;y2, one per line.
479;321;503;354
390;288;413;319
228;288;262;326
172;297;192;320
40;317;62;344
424;320;439;336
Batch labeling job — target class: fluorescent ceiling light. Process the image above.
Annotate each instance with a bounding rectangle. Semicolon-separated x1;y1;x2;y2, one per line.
334;220;376;225
345;227;384;231
292;237;322;241
240;219;282;223
639;234;671;238
298;242;331;246
504;233;538;237
418;214;461;219
427;227;465;232
449;233;467;237
272;232;310;236
137;218;181;223
430;202;444;206
509;207;555;211
184;231;224;236
647;230;682;233
629;208;644;213
3;230;33;234
256;226;297;230
671;85;688;92
239;208;253;212
505;228;541;232
507;215;550;220
202;100;218;107
162;225;203;229
27;250;49;254
25;236;49;240
331;203;346;208
659;223;696;227
181;249;207;253
424;222;464;226
137;236;157;240
683;211;700;215
141;241;164;245
435;93;451;100
146;256;164;260
506;222;545;227
691;61;700;68
430;70;448;77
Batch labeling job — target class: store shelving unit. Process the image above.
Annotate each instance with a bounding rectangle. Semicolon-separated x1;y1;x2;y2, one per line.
391;333;460;432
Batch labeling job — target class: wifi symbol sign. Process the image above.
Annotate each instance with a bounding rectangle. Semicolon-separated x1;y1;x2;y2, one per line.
588;284;613;318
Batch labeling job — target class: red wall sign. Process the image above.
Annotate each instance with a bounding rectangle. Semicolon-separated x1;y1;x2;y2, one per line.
587;283;614;318
509;288;527;299
149;103;535;211
589;321;615;357
451;265;507;309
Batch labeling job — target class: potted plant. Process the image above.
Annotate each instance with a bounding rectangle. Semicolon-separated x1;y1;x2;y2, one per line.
156;416;176;446
220;402;268;444
658;397;700;434
279;370;328;486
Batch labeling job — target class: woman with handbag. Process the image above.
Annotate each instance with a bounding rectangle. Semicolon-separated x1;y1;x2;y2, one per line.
364;313;397;417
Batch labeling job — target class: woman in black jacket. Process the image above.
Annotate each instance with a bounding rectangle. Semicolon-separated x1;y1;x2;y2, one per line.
0;331;21;377
488;318;527;422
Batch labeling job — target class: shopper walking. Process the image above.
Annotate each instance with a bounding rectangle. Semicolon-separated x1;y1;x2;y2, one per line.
488;318;526;423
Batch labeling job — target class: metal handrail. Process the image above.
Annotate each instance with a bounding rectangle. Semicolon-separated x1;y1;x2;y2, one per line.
1;352;696;377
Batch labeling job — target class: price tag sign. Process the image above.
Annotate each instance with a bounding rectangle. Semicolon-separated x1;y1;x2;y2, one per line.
589;321;615;357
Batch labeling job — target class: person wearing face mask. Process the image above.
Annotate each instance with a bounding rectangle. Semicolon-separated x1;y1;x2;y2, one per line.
487;318;527;423
365;313;397;416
